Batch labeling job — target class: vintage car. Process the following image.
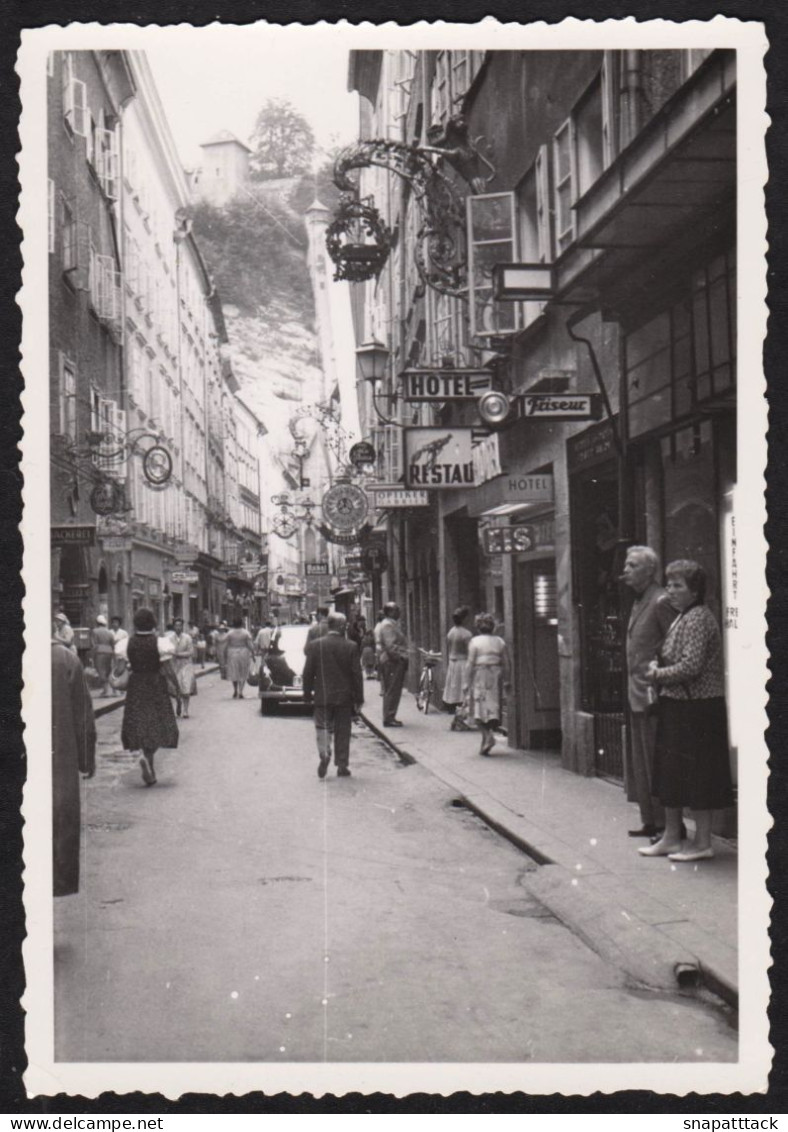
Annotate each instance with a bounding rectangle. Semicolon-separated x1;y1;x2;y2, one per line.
258;622;311;715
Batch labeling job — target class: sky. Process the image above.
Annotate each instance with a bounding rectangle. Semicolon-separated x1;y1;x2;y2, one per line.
145;29;359;173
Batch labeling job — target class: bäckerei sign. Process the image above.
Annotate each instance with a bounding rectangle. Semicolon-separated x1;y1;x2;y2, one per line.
404;427;475;489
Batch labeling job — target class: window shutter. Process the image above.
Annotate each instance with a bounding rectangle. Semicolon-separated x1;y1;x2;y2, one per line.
68;79;88;138
553;117;577;254
98;127;119;199
535;144;552;263
110;406;127;479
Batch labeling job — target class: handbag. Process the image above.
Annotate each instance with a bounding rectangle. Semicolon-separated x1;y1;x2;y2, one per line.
246;656;261;687
109;662;130;692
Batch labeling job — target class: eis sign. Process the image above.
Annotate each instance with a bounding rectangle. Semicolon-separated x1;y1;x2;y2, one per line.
404;427;475;489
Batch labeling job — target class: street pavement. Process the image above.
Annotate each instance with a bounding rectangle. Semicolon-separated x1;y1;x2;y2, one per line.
55;670;736;1063
361;682;738;1004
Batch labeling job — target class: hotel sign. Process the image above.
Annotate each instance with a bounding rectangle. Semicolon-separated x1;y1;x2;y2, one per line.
404;427;475;489
402;368;493;402
522;393;603;421
469;473;555;517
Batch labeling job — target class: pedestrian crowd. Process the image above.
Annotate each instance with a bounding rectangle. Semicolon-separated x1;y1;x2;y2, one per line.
50;544;733;902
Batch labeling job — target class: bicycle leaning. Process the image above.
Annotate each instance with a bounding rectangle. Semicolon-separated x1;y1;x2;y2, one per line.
416;647;442;713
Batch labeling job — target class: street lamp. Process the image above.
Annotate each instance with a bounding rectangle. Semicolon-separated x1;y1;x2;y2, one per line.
356;339;399;427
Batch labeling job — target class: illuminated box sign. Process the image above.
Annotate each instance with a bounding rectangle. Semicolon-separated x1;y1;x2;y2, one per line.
483;526;536;555
404;427;475;489
402;369;493;402
305;562;329;576
100;536;132;552
522;393;603;421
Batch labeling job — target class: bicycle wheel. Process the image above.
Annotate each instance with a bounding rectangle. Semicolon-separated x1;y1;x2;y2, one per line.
416;670;432;713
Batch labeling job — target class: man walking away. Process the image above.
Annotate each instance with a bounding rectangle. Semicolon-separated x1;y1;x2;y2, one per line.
621;545;677;838
303;612;363;779
305;606;330;652
377;602;409;728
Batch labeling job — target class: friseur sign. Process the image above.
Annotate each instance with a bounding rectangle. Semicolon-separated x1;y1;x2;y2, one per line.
402;368;492;402
521;392;603;420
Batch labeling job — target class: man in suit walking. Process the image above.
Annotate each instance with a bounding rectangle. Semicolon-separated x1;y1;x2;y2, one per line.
303;611;364;778
622;545;677;837
376;602;410;727
304;605;330;652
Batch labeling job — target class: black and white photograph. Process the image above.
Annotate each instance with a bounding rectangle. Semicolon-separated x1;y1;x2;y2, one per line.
18;18;770;1097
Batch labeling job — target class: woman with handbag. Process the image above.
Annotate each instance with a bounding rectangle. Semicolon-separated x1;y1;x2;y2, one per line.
639;560;734;862
224;617;254;699
121;607;179;787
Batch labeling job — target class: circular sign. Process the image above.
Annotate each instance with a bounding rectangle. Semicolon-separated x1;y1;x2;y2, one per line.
90;481;119;516
349;440;377;467
477;390;516;430
321;483;369;533
143;445;173;486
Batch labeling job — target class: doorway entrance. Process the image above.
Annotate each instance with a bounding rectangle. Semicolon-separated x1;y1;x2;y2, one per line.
570;462;626;780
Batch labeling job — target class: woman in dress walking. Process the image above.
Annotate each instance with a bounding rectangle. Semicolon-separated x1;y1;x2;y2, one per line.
170;617;197;719
121;607;179;786
225;617;254;698
639;560;734;862
464;613;511;756
443;605;473;731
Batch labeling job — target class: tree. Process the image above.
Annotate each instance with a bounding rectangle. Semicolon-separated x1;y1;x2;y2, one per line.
249;98;316;181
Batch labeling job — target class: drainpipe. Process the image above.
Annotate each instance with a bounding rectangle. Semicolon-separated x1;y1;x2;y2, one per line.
620;50;644;150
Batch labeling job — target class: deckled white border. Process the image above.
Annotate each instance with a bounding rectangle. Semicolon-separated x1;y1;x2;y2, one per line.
19;17;770;1098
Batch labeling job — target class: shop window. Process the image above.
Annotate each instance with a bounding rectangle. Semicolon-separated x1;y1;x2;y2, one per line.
467;192;520;338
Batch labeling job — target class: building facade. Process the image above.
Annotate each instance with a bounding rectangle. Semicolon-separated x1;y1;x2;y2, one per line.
49;51;264;639
346;48;737;799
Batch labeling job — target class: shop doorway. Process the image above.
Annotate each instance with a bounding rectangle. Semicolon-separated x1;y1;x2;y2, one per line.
571;463;626;780
513;558;561;749
444;513;481;614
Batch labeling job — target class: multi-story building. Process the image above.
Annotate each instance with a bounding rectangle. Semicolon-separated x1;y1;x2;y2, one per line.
346;48;737;807
49;50;264;636
48;50;135;636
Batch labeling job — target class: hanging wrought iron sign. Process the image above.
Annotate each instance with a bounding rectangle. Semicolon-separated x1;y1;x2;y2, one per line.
349;440;377;467
316;522;373;546
325;198;392;283
143;444;174;486
321;483;369;533
327;121;496;298
89;480;122;516
272;513;299;540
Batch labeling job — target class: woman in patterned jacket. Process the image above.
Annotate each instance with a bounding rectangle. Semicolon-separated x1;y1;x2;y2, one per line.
639;559;734;862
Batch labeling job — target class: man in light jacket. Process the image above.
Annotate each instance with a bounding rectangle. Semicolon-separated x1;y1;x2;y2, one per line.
622;545;677;838
377;602;409;728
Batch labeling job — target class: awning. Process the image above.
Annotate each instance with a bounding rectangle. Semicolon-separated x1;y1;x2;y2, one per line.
573;53;735;255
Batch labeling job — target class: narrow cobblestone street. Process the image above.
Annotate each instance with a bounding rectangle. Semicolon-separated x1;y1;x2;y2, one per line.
55;673;736;1063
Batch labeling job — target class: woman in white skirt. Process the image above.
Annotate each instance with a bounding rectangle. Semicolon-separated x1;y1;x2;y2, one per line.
170;617;197;718
464;613;511;756
443;606;473;731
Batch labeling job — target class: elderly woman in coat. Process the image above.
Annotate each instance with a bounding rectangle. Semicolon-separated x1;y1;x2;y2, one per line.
52;623;96;896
